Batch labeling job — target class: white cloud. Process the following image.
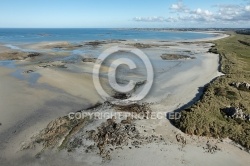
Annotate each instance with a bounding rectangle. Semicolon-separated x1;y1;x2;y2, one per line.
133;16;178;22
134;0;250;25
171;4;180;10
133;17;168;22
170;1;189;13
246;5;250;11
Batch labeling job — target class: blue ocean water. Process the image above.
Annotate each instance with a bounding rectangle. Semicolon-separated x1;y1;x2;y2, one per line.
0;28;214;43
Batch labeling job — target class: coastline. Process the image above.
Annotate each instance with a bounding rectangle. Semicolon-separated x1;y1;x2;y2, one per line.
174;32;250;154
1;32;250;166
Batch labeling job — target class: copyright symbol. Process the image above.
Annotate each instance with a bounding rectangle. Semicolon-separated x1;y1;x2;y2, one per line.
93;46;153;105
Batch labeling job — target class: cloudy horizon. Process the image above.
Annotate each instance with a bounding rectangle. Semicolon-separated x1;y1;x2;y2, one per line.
133;0;250;28
1;0;250;28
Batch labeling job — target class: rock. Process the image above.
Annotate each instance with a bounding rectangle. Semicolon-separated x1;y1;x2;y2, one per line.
39;64;50;68
230;82;250;91
113;92;130;100
24;70;34;74
161;54;195;60
86;116;141;160
0;122;2;126
114;103;152;120
82;58;98;63
27;52;41;58
204;142;220;154
221;107;250;121
132;43;151;48
120;120;127;124
22;116;87;150
67;137;83;151
176;134;186;146
208;47;218;54
221;107;238;117
107;116;116;125
85;41;106;46
131;141;140;146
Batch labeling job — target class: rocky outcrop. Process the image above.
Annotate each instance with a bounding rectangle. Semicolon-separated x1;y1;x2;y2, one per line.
113;103;152;119
54;45;83;49
22;102;164;160
0;51;41;60
38;61;67;69
132;43;152;48
203;141;221;154
82;58;98;63
230;82;250;91
208;45;218;54
85;115;164;160
27;52;41;58
21;116;87;150
86;117;140;159
161;54;195;60
221;107;250;121
85;41;106;46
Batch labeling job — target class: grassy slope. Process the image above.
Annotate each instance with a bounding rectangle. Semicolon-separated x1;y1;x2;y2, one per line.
174;32;250;149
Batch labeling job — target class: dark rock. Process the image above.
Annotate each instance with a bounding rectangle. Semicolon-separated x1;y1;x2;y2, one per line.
27;52;41;58
113;92;130;100
208;46;218;54
24;70;34;74
85;41;106;46
161;54;195;60
221;107;250;121
82;58;98;63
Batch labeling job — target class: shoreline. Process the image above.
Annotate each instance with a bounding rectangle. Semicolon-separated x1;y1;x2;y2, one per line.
174;32;250;154
1;32;250;166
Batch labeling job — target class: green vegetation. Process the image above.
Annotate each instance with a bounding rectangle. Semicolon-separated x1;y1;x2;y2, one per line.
174;32;250;150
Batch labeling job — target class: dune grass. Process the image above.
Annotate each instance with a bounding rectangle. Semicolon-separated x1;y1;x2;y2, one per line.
174;32;250;150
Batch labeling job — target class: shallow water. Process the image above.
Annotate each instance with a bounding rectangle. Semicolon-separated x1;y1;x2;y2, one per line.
0;60;41;84
0;28;214;43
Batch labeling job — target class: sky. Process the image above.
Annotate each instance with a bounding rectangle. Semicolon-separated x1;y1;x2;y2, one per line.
0;0;250;28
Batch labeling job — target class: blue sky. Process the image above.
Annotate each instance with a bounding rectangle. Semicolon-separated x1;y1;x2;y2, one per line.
0;0;250;28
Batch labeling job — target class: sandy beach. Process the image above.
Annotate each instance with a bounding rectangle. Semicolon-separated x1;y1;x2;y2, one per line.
0;32;249;166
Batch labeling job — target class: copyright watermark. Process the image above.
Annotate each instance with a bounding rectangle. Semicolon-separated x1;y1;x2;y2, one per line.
93;46;154;105
68;112;181;120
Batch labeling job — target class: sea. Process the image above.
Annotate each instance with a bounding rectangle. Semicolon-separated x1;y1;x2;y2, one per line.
0;28;215;43
0;28;216;85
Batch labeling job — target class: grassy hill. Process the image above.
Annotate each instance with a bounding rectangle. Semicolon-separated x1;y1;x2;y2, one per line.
174;32;250;150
